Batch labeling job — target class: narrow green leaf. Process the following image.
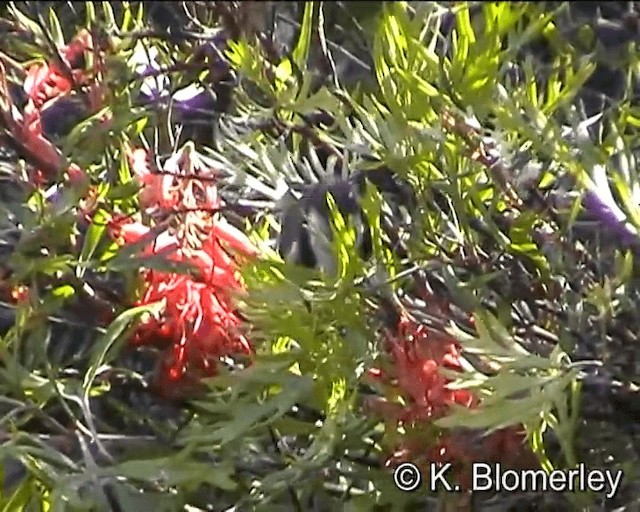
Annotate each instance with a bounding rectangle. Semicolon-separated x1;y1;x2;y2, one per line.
47;8;64;47
11;255;75;281
292;2;316;71
187;376;314;445
101;1;116;27
121;2;133;32
106;181;141;201
82;302;163;394
436;397;547;431
104;457;237;491
456;5;476;44
612;169;640;229
107;253;197;275
77;209;109;278
108;485;178;512
0;478;35;512
8;5;45;42
51;285;75;299
85;1;96;26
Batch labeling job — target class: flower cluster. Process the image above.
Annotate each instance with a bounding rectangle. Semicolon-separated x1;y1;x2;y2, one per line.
366;314;538;490
0;27;256;398
0;29;103;185
109;144;257;397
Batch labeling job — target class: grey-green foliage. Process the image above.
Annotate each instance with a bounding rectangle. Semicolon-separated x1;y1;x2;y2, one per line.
205;1;640;507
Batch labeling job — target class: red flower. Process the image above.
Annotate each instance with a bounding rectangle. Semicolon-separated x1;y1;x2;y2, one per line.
127;148;180;210
10;284;29;304
0;30;97;186
369;314;538;489
3;29;102;185
63;29;93;67
0;91;72;184
24;29;93;109
21;103;65;172
109;146;257;396
23;63;73;109
138;274;250;370
383;318;477;423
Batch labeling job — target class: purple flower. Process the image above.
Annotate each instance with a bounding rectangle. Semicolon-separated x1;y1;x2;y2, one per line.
582;164;639;245
130;45;169;102
131;42;220;123
39;96;87;139
170;84;216;123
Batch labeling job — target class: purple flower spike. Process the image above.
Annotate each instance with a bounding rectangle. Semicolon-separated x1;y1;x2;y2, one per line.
582;164;640;246
130;40;229;125
170;84;216;123
40;96;88;139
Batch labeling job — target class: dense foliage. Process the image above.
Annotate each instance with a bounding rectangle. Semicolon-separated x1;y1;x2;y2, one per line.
0;1;640;510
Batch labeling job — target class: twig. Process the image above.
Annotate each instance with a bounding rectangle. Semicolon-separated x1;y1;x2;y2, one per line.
268;426;304;512
0;50;26;78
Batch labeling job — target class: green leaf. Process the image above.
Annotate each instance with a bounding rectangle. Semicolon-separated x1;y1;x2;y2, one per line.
293;87;341;116
614;250;633;285
107;252;197;274
11;255;75;281
103;456;237;491
205;355;296;389
51;285;75;300
62;106;112;157
456;4;476;44
436;396;548;431
8;5;45;43
475;310;530;357
101;1;116;27
77;209;109;278
292;2;316;71
185;375;314;445
543;56;596;115
120;2;134;32
82;301;164;395
47;8;64;47
612;168;640;229
275;58;293;88
108;485;178;512
85;1;96;26
477;374;557;406
0;478;33;512
106;181;141;201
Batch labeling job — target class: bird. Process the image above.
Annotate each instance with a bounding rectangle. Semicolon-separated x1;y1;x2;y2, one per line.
277;166;415;275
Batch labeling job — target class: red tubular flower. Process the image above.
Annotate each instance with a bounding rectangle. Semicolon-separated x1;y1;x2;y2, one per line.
24;29;94;109
6;29;102;185
127;148;180;210
134;272;251;379
210;218;258;258
384;319;477;423
0;95;79;185
10;284;30;304
369;314;538;490
110;145;257;397
63;29;93;67
0;31;98;186
23;64;73;109
21;104;65;173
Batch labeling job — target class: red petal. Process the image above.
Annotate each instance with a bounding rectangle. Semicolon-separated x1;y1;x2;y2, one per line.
211;218;257;257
